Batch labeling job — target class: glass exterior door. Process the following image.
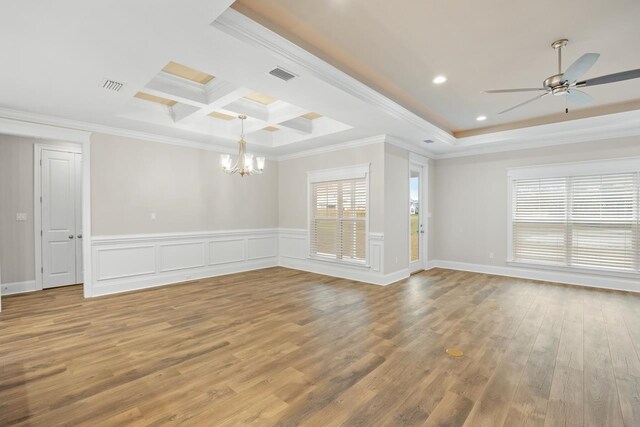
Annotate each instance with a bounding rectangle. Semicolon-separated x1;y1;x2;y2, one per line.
409;165;424;271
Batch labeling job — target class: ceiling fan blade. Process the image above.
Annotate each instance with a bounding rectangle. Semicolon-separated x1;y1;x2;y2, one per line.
566;89;594;106
562;53;600;84
576;69;640;87
499;93;548;114
483;88;547;93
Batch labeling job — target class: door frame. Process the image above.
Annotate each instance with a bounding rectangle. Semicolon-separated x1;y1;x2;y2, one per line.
34;143;91;294
34;144;82;290
0;116;92;298
408;153;429;272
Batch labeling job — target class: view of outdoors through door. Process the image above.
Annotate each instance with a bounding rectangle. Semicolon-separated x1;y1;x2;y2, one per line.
410;169;420;263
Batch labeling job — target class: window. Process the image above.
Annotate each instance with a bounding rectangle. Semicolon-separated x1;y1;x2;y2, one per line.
509;159;640;274
308;165;369;265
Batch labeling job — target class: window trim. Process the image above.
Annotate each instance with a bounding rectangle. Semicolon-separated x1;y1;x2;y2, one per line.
307;164;370;267
507;157;640;276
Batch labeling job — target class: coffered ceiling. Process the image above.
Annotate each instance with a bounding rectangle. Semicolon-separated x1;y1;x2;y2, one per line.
233;0;640;136
124;61;350;148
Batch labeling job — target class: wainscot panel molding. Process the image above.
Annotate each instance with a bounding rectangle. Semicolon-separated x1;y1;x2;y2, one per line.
90;229;279;297
13;229;402;298
278;229;403;286
1;280;37;296
430;260;640;294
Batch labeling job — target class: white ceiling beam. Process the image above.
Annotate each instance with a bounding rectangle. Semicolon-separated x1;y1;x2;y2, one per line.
144;73;209;107
267;101;309;125
277;117;312;135
223;98;270;122
171;103;201;122
174;84;252;123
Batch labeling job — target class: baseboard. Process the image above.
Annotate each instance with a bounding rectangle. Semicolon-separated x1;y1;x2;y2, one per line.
430;260;640;294
92;258;278;297
8;260;635;298
1;280;37;296
278;257;409;286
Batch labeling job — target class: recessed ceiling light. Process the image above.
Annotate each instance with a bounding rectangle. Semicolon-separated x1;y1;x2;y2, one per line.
476;115;487;121
423;139;434;144
432;75;447;84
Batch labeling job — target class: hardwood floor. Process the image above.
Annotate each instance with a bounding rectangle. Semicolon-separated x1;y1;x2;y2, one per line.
1;267;639;426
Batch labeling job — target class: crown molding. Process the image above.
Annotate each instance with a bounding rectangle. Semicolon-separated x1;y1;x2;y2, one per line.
439;108;640;159
0;115;91;143
385;135;436;159
0;107;277;159
277;133;438;161
212;9;455;146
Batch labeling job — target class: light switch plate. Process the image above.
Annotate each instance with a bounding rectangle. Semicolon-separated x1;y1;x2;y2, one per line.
151;213;156;220
16;213;27;221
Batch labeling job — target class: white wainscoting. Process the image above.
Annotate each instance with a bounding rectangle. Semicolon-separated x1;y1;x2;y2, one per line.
278;228;407;286
6;228;403;298
91;229;279;297
1;280;37;296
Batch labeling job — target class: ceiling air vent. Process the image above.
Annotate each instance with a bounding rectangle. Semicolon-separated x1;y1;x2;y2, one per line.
268;67;297;82
100;79;125;92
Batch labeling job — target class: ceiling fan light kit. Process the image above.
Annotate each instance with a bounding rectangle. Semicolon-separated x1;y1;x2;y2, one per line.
484;38;640;115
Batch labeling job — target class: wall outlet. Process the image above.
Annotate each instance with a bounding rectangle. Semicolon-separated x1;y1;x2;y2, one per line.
150;213;156;220
489;252;495;259
16;213;27;221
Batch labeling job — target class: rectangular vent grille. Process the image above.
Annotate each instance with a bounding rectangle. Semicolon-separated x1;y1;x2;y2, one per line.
268;67;297;82
101;79;125;92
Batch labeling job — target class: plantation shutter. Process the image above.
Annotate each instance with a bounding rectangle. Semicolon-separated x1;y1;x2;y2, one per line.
511;171;640;273
310;178;367;263
512;177;568;265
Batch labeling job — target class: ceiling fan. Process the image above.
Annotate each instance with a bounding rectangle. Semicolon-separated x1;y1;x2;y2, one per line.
484;39;640;114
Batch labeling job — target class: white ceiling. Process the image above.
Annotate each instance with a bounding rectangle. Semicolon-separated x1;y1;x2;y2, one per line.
234;0;640;134
0;1;639;158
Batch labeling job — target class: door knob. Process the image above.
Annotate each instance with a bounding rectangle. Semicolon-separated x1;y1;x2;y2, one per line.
77;234;82;239
68;235;74;239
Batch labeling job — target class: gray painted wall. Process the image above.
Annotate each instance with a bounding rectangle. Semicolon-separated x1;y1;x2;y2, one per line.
90;133;279;235
0;135;35;283
433;136;640;267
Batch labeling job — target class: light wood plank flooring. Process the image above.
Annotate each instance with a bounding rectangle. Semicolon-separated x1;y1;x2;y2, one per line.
1;267;639;426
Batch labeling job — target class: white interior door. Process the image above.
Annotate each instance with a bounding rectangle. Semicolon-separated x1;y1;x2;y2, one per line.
41;149;80;288
74;153;83;283
409;164;425;272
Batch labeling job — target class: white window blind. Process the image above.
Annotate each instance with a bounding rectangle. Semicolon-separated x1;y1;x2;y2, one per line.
511;171;640;273
512;177;568;265
310;178;367;264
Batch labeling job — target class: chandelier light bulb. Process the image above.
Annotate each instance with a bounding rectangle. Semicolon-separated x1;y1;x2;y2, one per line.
220;154;231;170
244;153;254;172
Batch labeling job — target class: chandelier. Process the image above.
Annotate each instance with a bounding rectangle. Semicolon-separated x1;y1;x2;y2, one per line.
220;115;265;177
